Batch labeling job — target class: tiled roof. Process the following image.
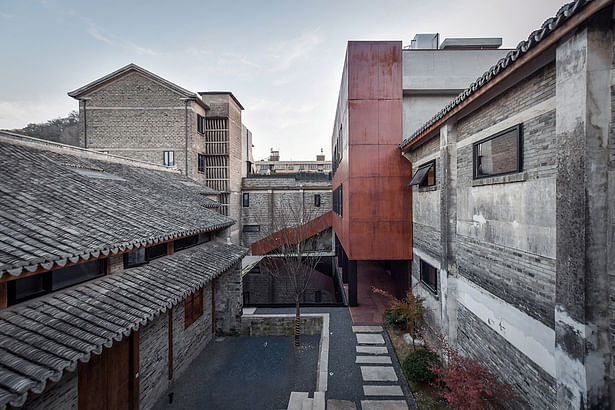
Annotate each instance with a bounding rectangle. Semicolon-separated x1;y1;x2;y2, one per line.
400;0;591;149
0;241;248;409
0;135;231;278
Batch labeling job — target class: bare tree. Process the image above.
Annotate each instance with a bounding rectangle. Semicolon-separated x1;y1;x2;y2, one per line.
259;199;328;347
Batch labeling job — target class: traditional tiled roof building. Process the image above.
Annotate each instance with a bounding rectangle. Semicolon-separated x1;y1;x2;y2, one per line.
0;132;247;409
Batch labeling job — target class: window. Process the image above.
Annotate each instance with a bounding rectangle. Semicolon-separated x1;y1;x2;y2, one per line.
287;164;295;170
124;248;147;268
198;154;205;173
473;124;522;179
243;291;250;305
299;164;305;170
409;160;436;187
197;232;211;244
420;260;438;294
8;259;107;305
146;243;167;260
333;184;343;216
274;164;285;170
197;114;205;134
184;288;203;329
260;164;269;170
163;151;175;166
243;193;249;207
314;194;321;207
243;225;260;232
174;234;199;251
308;164;318;170
314;290;322;303
324;164;331;169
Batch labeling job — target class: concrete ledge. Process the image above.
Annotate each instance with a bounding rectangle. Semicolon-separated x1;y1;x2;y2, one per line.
241;313;330;392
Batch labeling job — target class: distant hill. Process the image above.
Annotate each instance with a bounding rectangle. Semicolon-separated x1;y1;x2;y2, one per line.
12;111;80;146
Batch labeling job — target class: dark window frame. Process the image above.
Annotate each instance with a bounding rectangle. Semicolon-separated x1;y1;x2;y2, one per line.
197;114;205;134
473;124;523;180
243;193;249;207
314;194;321;207
409;160;436;187
123;248;147;268
420;260;438;295
198;154;205;173
243;225;260;233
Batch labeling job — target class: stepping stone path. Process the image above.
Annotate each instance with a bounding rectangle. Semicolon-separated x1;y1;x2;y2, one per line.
351;325;409;410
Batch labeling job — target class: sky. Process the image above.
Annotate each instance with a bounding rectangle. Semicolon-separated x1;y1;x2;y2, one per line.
0;0;566;161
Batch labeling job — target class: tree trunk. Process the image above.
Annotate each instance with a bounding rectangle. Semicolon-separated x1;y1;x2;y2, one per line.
294;296;301;348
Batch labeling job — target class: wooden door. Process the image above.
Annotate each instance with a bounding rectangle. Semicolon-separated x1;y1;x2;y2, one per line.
78;332;139;410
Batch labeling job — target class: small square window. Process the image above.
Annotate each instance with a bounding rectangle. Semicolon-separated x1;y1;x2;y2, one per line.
243;225;260;232
243;193;249;207
409;160;436;187
314;194;321;207
198;154;205;173
420;260;438;294
163;151;175;166
473;124;522;179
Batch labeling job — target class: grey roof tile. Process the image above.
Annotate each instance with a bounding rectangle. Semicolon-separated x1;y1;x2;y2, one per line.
0;241;248;409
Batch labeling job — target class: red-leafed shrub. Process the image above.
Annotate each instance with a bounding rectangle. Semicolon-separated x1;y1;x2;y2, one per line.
428;334;523;409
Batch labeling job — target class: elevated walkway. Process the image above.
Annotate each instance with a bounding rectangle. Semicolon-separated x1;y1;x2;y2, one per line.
251;211;333;255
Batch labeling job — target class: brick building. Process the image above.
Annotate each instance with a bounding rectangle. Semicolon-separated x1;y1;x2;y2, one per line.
331;36;508;305
255;149;332;175
68;64;252;244
0;132;247;409
400;0;614;407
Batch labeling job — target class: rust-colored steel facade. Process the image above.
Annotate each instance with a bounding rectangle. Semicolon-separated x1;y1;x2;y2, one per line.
332;41;412;262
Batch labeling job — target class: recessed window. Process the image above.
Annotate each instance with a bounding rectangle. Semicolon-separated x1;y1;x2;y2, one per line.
8;259;107;305
174;234;199;251
243;193;249;207
473;124;522;179
124;248;146;268
184;288;203;329
243;225;260;232
198;154;205;173
164;151;175;166
409;160;436;187
146;243;168;260
314;194;321;207
314;290;322;303
197;114;205;134
309;164;318;170
333;184;343;216
420;260;438;294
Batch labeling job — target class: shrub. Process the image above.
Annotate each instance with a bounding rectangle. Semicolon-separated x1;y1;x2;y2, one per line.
402;348;440;383
429;334;522;409
374;287;426;335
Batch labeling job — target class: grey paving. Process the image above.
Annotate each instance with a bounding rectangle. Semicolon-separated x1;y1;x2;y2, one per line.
361;400;409;410
351;325;382;333
360;366;398;382
356;346;388;355
355;355;392;364
156;335;319;410
363;385;404;396
356;333;385;344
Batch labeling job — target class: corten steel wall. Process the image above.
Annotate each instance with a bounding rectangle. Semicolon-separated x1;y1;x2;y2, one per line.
332;41;412;260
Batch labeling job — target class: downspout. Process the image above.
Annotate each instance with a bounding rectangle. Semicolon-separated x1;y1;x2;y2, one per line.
83;99;87;148
184;100;189;176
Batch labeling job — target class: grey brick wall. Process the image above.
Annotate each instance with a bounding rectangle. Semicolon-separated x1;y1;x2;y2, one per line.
214;262;242;334
457;304;556;409
412;222;440;261
139;312;169;410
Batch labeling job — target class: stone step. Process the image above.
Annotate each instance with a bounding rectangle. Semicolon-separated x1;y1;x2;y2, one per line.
356;333;385;345
363;385;404;396
361;400;408;410
360;366;398;382
352;325;383;333
302;397;313;410
313;392;325;410
327;399;357;410
288;392;308;410
356;346;388;355
356;355;392;364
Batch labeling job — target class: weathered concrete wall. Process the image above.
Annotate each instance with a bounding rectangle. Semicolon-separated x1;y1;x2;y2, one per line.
214;262;242;334
139;312;169;410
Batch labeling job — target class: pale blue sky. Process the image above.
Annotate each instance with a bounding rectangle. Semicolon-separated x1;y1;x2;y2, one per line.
0;0;565;160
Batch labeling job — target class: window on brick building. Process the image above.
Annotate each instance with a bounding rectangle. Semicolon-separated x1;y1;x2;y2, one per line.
314;194;321;207
184;288;203;329
243;193;249;207
420;260;438;294
174;234;199;251
409;160;436;187
473;124;522;179
198;154;205;173
243;225;260;232
124;248;147;268
308;164;318;170
146;243;168;260
163;151;175;166
197;114;205;134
